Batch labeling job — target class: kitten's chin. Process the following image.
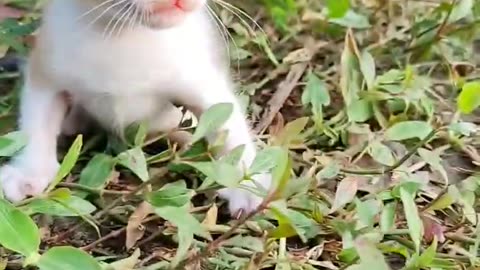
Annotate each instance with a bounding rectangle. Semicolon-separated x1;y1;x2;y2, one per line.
145;12;187;29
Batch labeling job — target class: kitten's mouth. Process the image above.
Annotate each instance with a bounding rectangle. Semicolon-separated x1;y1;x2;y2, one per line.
150;0;185;15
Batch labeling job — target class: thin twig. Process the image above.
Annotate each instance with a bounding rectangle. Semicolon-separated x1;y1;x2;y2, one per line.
341;129;438;175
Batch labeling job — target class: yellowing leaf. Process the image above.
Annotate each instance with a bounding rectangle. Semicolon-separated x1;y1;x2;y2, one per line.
457;81;480;114
330;177;358;213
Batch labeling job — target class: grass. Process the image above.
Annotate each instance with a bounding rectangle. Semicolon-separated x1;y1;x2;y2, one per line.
0;0;480;269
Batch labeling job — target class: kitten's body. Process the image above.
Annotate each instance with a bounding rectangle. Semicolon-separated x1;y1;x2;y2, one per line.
0;0;271;215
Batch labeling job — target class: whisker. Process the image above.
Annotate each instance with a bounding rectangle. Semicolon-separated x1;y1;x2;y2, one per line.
86;0;128;30
206;6;230;62
111;3;135;38
206;5;241;73
213;0;268;41
76;0;115;21
103;1;130;39
127;5;140;31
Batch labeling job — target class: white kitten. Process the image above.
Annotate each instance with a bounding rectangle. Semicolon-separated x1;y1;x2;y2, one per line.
0;0;271;215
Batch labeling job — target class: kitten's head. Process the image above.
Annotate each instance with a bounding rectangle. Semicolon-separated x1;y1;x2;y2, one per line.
87;0;207;29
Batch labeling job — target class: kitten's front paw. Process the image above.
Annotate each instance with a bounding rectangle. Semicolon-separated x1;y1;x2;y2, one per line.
0;160;59;202
218;173;272;218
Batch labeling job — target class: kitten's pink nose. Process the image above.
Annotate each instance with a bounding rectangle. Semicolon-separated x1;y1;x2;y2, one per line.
151;0;200;12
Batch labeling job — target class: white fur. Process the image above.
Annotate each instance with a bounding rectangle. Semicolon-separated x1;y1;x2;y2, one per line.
0;0;271;215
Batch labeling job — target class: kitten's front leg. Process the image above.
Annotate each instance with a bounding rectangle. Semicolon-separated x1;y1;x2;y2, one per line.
0;68;66;201
174;74;272;216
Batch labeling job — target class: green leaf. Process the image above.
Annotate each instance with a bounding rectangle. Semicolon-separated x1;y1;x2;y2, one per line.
185;161;243;188
417;238;438;267
352;236;390;270
347;99;373;122
418;148;448;184
146;181;192;208
457;81;480;114
368;141;395;166
250;146;286;175
0;131;27;157
380;202;396;233
273;117;309;146
302;72;330;117
220;145;245;166
116;147;149;182
400;186;424;252
0;199;40;257
22;196;96;217
424;192;455;212
48;135;83;191
191;103;234;144
385;121;433;141
355;198;380;228
326;0;350;18
268;201;307;242
329;10;370;29
330;177;358;213
78;154;115;194
224;235;265;253
155;206;209;239
37;247;101;270
449;0;473;23
448;122;476;136
359;51;376;90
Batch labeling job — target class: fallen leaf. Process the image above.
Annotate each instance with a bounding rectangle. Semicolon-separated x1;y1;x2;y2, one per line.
126;202;154;249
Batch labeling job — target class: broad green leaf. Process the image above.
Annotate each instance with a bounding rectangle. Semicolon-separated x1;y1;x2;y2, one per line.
449;0;473;23
78;154;115;193
0;199;40;257
250;146;286;175
154;206;210;240
347;99;372;122
273;117;309;146
302;72;330;117
116;147;149;182
329;10;370;29
353;236;390;270
330;177;358;213
0;131;27;157
326;0;350;18
223;235;264;253
23;196;96;217
400;186;423;252
380;202;396;233
368;141;395;166
385;121;433;141
316;162;340;180
359;51;376;90
48;135;83;191
220;145;245;166
191;103;233;143
448;122;476;136
185;161;243;188
457;81;480;114
418;148;448;184
268;201;307;242
417;238;438;267
146;181;192;208
171;226;193;267
355;198;380;228
37;247;101;270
